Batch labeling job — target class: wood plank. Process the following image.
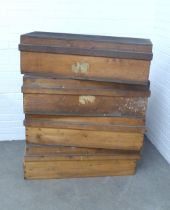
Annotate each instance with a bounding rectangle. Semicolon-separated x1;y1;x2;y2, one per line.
19;45;152;60
21;52;151;85
25;115;145;126
22;75;150;97
25;115;145;133
26;144;140;160
20;31;153;59
24;158;137;179
23;93;148;117
24;142;139;179
26;127;144;150
20;31;152;48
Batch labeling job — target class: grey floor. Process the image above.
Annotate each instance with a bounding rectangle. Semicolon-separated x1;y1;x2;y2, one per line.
0;139;170;210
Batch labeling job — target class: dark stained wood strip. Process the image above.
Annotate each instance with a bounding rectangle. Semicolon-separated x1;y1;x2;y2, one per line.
26;143;140;157
23;74;150;90
19;44;152;60
24;115;146;133
22;75;151;97
25;114;145;125
26;144;140;159
21;31;152;46
23;72;149;86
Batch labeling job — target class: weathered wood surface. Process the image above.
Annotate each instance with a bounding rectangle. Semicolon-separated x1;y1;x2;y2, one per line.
24;143;139;179
20;31;151;179
20;32;152;84
26;127;144;150
26;144;140;159
25;115;145;133
24;158;137;179
20;31;153;60
23;76;149;116
21;52;151;85
20;32;152;50
23;75;150;97
23;93;148;117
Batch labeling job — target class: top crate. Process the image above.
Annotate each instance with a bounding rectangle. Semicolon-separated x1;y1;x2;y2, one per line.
19;31;152;85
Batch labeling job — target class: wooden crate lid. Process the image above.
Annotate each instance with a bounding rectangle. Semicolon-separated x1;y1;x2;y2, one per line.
19;31;152;60
25;144;140;161
22;75;150;97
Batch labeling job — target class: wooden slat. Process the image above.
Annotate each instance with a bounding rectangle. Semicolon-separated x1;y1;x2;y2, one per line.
23;93;148;117
19;45;152;60
21;31;152;46
21;52;151;85
26;127;144;150
24;158;137;179
24;142;139;179
22;75;150;97
26;144;140;160
20;31;153;60
25;115;145;133
25;115;145;126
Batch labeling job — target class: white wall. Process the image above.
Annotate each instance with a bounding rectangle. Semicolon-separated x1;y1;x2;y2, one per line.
0;0;169;164
146;0;170;164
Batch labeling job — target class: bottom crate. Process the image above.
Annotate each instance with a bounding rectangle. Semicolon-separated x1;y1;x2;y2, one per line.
24;144;140;179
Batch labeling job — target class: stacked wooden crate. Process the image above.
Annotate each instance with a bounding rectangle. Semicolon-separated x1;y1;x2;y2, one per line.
19;32;152;179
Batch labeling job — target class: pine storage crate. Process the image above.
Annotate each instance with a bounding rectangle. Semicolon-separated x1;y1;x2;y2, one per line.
19;31;152;85
19;31;152;179
25;115;145;151
24;144;140;179
23;75;150;117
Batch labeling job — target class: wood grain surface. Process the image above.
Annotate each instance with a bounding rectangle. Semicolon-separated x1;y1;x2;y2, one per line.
25;115;145;133
23;93;148;117
24;158;137;179
21;52;151;85
24;143;139;179
20;31;152;52
20;31;153;61
23;75;150;97
26;127;144;150
26;143;140;159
